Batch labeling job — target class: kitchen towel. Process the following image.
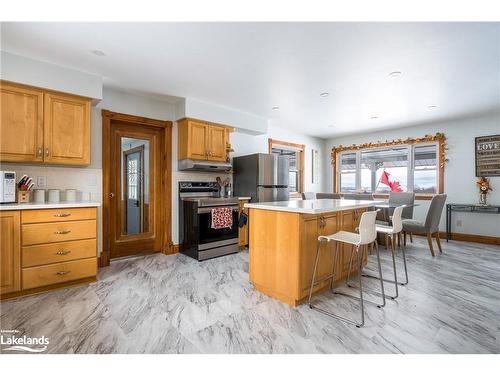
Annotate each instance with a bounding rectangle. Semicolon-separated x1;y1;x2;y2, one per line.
211;207;233;229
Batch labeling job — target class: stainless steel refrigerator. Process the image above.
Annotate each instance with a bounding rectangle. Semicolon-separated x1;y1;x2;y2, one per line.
233;153;289;202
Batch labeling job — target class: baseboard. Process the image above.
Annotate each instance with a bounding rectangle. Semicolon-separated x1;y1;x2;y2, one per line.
163;244;180;255
442;231;500;245
413;231;500;245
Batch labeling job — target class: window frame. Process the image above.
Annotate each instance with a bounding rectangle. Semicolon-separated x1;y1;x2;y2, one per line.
268;138;305;197
332;133;446;200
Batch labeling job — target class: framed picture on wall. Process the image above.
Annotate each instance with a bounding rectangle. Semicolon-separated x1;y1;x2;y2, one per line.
475;134;500;177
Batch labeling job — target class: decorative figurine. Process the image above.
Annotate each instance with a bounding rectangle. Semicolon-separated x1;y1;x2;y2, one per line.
476;176;492;206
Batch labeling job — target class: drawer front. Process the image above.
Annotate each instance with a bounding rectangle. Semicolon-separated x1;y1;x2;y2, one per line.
22;239;97;268
22;208;97;224
22;220;96;246
22;258;97;290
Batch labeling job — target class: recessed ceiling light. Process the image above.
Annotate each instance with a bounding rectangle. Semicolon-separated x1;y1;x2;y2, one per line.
90;49;106;57
388;71;402;78
320;92;329;97
370;116;379;120
427;105;437;109
272;106;280;111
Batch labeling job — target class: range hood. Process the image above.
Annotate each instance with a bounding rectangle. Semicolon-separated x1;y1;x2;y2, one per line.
178;159;232;172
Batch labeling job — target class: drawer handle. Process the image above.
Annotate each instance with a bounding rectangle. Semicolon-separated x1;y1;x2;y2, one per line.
56;250;71;256
56;270;70;276
54;230;71;235
54;213;71;217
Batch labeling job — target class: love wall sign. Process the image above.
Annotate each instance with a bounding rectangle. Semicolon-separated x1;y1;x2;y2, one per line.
475;134;500;177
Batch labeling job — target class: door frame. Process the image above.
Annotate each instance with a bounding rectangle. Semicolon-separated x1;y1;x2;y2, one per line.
101;110;173;267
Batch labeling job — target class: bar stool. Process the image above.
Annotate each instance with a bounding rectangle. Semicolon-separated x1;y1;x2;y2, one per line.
308;210;384;328
360;206;407;300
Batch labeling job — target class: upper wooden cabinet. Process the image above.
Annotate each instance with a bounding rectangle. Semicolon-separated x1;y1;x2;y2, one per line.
44;92;91;165
0;211;21;295
0;81;91;166
0;82;44;162
177;118;233;162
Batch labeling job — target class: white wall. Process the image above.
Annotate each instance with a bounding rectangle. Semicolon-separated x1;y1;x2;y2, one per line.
0;51;102;100
324;112;500;237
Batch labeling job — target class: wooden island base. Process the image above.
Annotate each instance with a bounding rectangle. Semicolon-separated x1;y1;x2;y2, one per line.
248;207;367;307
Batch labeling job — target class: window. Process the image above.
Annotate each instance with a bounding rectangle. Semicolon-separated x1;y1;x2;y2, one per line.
269;139;305;194
333;134;444;196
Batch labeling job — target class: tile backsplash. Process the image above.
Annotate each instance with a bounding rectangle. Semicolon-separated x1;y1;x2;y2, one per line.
0;164;102;203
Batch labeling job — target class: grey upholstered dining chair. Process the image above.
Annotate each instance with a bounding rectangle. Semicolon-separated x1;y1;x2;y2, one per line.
343;193;374;200
301;192;316;200
316;193;342;199
402;194;447;257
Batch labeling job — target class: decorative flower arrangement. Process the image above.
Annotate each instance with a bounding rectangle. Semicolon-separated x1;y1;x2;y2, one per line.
476;176;492;205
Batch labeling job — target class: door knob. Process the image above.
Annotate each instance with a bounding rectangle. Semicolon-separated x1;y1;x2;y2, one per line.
109;193;115;198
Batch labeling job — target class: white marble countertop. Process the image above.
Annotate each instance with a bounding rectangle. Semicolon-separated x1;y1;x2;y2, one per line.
0;201;101;211
244;199;383;214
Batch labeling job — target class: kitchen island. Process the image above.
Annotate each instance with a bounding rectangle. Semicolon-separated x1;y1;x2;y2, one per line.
244;199;382;306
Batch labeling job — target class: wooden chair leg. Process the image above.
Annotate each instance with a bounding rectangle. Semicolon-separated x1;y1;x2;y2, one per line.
397;233;401;248
435;232;443;253
403;231;407;247
426;233;436;257
409;232;413;243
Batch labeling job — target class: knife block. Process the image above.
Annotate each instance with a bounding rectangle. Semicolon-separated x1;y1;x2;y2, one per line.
17;190;31;203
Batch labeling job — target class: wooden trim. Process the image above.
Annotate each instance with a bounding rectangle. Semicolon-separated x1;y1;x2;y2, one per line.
1;276;96;300
332;132;447;194
268;138;306;194
101;110;172;267
163;244;180;255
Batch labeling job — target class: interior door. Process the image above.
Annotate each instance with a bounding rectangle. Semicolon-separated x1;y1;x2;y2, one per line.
124;145;144;235
109;122;165;259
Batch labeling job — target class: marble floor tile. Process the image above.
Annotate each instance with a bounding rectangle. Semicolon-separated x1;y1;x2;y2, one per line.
1;237;498;354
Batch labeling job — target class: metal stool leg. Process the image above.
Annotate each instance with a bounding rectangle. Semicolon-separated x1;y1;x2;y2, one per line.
357;245;365;327
400;235;409;285
390;234;399;299
308;240;322;307
374;241;386;308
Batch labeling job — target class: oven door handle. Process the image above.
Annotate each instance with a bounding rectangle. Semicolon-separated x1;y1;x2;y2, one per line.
197;205;239;214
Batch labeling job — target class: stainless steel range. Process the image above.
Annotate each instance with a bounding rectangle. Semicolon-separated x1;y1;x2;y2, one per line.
179;181;239;261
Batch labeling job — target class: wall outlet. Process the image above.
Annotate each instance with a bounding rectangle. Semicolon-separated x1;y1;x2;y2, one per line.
36;176;47;188
456;219;462;227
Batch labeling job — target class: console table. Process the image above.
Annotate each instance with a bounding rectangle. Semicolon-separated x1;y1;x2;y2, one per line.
446;203;500;242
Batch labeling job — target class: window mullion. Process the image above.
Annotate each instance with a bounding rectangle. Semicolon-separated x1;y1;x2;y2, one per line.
408;144;414;192
355;151;361;191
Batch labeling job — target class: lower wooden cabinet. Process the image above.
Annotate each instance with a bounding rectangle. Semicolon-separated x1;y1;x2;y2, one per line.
238;199;249;249
0;207;97;299
0;211;21;294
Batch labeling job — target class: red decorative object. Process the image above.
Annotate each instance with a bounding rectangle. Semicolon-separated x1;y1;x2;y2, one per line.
379;170;404;192
211;207;233;229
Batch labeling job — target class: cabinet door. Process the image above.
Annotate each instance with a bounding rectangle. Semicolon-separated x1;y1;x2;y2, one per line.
44;92;91;165
188;120;208;160
207;125;227;161
0;82;44;163
1;211;21;294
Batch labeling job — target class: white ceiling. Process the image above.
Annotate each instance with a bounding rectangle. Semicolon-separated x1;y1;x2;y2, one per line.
1;22;499;138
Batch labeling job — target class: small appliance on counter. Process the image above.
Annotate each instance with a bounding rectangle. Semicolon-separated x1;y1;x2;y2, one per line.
16;174;35;203
179;181;239;261
0;171;16;203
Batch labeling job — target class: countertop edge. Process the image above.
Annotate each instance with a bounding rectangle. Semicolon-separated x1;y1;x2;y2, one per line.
0;202;101;211
244;201;383;214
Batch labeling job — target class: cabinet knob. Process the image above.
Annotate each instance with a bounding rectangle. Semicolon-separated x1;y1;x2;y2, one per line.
45;148;50;157
37;147;43;158
54;230;71;235
56;250;71;256
56;270;70;276
53;213;71;217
